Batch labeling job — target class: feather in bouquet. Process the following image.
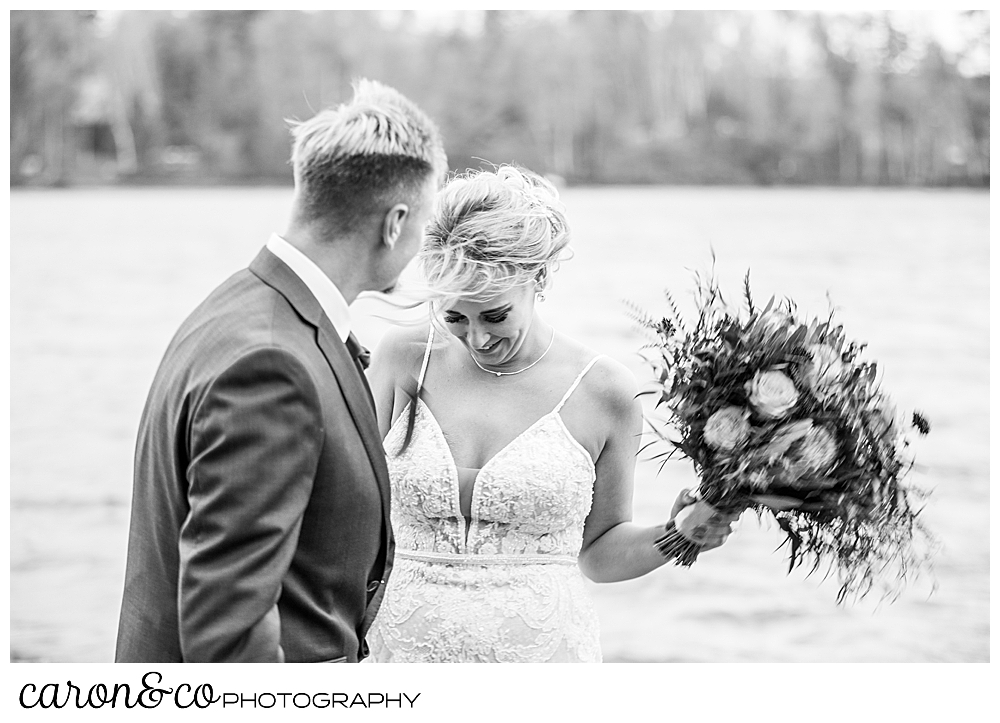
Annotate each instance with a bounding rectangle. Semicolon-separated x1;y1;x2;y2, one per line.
629;269;934;603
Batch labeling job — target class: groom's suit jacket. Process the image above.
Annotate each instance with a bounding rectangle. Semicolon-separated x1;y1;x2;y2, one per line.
115;247;394;663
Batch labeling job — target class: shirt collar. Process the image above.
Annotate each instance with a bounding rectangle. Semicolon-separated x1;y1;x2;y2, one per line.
266;233;351;342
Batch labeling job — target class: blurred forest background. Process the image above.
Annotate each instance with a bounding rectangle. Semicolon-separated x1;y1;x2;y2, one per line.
9;9;990;188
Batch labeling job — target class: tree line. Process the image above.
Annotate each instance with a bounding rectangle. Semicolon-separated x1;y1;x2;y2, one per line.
10;9;990;187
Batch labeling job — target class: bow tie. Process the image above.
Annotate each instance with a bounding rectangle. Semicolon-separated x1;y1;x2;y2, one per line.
345;332;371;370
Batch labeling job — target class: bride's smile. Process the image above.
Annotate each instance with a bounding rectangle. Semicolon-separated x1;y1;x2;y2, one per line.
475;337;502;355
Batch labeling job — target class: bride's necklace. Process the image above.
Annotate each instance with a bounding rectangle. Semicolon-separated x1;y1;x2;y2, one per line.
471;327;556;377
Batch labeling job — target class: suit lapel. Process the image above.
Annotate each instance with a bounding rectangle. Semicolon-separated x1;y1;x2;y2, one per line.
313;324;385;471
248;247;392;524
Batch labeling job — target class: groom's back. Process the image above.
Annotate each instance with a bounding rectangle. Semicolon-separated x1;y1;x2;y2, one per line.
117;264;385;663
117;268;285;661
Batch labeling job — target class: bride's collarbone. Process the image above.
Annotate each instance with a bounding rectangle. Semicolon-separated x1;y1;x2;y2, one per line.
420;349;604;461
431;356;579;407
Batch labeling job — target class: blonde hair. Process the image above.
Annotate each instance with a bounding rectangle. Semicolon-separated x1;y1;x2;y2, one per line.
288;78;448;229
419;165;572;307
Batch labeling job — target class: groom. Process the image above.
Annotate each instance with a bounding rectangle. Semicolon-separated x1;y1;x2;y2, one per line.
115;80;447;663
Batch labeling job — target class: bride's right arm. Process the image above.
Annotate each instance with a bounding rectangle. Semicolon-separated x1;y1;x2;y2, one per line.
367;325;426;440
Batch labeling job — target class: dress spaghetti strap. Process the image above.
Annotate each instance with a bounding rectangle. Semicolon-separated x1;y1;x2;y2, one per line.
395;325;436;456
416;325;435;393
553;355;604;413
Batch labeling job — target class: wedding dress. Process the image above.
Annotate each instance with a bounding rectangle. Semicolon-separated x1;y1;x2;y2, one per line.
367;328;603;663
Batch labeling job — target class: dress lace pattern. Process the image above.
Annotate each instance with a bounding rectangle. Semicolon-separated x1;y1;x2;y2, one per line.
367;336;604;663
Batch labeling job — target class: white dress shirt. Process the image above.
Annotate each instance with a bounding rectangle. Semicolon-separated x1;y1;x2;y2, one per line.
266;233;351;343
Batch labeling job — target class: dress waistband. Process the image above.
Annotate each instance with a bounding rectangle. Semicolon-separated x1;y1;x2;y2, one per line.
395;549;578;566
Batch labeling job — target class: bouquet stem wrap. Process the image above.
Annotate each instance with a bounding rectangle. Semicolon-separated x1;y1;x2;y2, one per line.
654;497;734;565
654;520;699;566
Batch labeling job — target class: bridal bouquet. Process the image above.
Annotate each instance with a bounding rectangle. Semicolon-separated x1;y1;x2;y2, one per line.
630;270;933;603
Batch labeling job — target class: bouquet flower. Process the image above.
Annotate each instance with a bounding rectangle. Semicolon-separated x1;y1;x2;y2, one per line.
631;270;933;602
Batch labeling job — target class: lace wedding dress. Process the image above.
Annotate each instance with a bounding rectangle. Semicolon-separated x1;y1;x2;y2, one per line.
366;329;603;663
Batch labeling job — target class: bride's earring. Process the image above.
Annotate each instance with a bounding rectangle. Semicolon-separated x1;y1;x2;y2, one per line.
536;291;546;302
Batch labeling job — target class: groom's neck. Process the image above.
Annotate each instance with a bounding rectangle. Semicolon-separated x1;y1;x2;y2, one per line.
283;221;374;305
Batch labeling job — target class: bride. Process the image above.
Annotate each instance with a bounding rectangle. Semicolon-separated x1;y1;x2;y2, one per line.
365;165;734;663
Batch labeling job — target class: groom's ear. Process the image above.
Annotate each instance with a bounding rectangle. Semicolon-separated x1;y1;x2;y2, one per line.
382;203;410;249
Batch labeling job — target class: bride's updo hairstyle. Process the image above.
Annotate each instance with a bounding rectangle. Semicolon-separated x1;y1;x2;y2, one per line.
419;165;572;308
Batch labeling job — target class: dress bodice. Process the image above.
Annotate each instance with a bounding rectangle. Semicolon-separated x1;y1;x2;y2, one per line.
384;396;596;560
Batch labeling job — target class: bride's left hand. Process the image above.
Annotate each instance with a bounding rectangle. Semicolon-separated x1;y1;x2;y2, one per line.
670;490;738;551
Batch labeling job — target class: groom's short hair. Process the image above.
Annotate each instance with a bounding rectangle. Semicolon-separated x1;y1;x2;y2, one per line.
289;79;447;233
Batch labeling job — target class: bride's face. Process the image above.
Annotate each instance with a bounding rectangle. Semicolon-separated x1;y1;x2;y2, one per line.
441;283;539;368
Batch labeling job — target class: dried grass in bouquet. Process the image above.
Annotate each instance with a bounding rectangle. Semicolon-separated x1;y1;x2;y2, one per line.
629;268;935;603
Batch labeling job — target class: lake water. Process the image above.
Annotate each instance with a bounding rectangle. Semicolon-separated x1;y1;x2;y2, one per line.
9;185;989;663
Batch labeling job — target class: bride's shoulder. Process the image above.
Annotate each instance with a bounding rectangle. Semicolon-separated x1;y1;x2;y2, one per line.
577;356;641;438
585;356;639;410
370;323;435;377
561;338;638;413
